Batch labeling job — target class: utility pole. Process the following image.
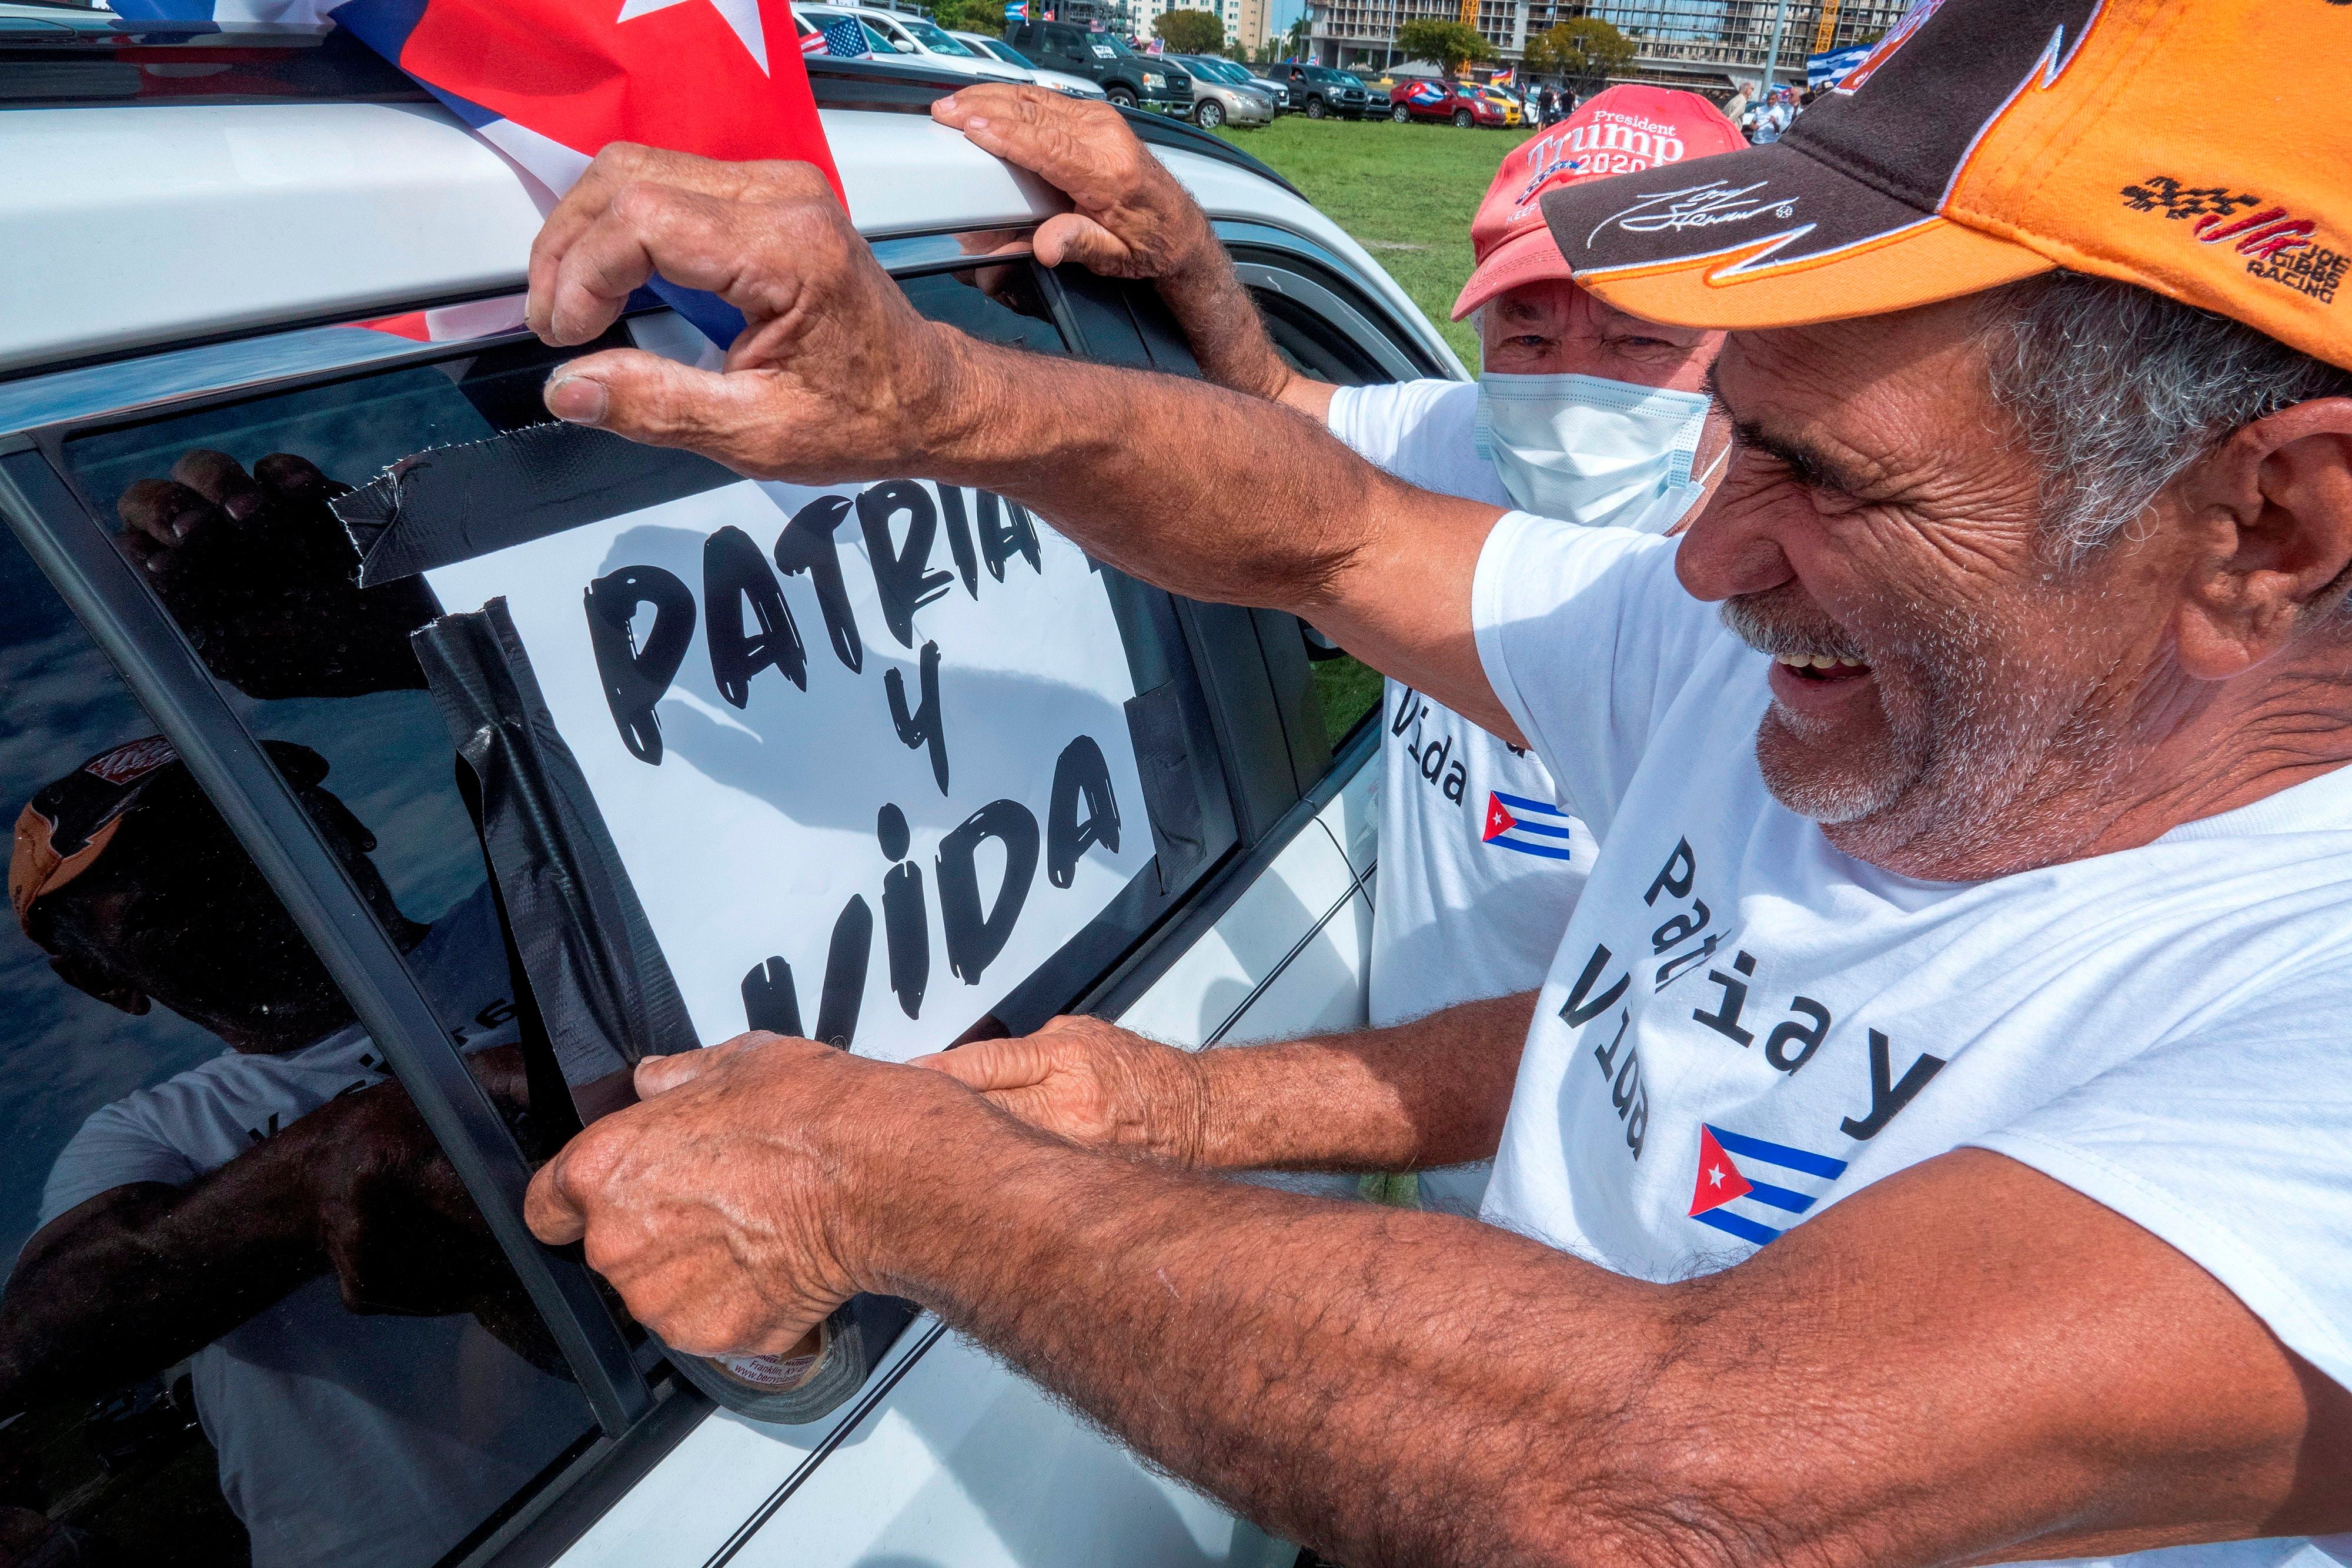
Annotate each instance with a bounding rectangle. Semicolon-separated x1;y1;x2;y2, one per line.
1758;0;1792;94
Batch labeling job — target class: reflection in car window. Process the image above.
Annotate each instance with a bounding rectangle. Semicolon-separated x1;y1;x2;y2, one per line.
899;265;1069;360
0;523;594;1568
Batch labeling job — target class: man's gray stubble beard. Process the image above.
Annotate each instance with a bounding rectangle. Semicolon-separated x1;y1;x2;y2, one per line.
1719;593;2116;869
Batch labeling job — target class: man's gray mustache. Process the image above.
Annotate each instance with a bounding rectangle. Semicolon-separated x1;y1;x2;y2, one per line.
1719;595;1867;663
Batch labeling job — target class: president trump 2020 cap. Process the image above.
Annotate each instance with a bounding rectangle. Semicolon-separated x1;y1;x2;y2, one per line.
1539;0;2352;372
1452;84;1744;321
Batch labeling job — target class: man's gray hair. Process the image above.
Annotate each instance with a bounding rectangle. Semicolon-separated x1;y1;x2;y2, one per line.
1984;271;2352;559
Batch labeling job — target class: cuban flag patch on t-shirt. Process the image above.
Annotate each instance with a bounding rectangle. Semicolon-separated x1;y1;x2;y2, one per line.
1687;1125;1850;1246
1481;790;1579;861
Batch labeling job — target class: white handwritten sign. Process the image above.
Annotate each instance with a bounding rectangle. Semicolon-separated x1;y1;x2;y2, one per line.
427;477;1151;1063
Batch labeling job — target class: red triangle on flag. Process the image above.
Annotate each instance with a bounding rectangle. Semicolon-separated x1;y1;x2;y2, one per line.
1688;1126;1753;1216
1481;793;1516;842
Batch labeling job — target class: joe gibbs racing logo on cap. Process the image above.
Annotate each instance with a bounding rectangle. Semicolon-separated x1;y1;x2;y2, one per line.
2120;173;2348;306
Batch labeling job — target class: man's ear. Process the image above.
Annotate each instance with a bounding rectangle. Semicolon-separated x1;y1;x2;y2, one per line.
2174;399;2352;680
48;951;152;1015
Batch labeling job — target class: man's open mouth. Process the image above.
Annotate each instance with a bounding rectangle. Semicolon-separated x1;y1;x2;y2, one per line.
1771;651;1872;684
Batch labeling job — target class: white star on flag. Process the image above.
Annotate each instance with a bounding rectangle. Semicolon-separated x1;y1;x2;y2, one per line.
1708;1164;1725;1187
616;0;770;73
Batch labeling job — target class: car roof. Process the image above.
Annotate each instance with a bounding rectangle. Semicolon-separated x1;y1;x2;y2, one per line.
0;32;1381;376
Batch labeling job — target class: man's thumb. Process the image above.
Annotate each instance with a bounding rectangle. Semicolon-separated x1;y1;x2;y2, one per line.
543;347;757;456
634;1048;719;1098
1033;212;1128;274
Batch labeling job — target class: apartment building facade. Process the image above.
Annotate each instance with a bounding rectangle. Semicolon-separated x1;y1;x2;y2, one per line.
1302;0;1910;89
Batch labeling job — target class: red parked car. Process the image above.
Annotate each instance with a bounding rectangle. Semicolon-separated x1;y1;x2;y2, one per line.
1389;77;1509;126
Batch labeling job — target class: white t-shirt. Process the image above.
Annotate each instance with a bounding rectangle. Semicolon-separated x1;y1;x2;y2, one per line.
1327;381;1595;1216
36;891;586;1568
1472;512;2352;1568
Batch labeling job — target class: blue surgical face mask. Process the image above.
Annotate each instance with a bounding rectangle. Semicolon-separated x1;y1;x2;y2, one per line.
1474;370;1722;534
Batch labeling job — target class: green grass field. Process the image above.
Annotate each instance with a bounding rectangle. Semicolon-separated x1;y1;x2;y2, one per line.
1216;115;1539;367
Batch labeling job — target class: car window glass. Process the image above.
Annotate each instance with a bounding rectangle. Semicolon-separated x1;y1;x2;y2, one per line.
1247;283;1392;748
898;265;1068;360
62;260;1224;1090
0;521;595;1568
901;18;974;54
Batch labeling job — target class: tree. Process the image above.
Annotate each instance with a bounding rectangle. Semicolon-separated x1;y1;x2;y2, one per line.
929;0;1005;36
1533;15;1632;93
1394;17;1489;76
1152;8;1225;54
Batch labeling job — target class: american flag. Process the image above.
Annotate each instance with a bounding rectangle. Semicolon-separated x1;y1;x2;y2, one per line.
814;15;872;56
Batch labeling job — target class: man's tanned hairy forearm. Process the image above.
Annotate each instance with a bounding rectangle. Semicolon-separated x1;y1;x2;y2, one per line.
1190;992;1535;1172
919;994;1534;1174
916;331;1388;613
850;1089;1712;1568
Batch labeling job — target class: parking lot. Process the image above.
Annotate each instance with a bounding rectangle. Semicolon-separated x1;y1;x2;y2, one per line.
1215;114;1540;365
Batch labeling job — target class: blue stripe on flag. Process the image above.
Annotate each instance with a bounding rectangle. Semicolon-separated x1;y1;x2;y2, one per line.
1489;790;1568;818
1692;1208;1780;1246
649;282;749;347
1739;1179;1815;1215
1488;836;1579;861
1706;1125;1848;1180
1504;818;1576;840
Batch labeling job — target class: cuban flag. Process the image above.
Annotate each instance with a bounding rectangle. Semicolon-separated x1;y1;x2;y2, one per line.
108;0;842;347
348;296;530;343
1481;789;1577;861
1687;1124;1850;1247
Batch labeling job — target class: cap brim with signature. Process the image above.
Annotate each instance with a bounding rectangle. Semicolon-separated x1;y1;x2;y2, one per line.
1536;0;2352;376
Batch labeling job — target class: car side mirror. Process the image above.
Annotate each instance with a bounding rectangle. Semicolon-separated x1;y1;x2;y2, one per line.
891;36;915;51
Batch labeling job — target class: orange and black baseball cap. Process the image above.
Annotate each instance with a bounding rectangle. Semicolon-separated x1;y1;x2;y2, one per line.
10;737;180;936
1539;0;2352;372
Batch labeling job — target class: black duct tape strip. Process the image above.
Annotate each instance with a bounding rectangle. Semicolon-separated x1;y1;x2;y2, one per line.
335;422;737;587
414;599;697;1085
413;599;914;1424
1122;682;1205;896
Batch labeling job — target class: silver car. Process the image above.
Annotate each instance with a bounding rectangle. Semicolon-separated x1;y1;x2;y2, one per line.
1177;54;1289;113
1168;54;1275;128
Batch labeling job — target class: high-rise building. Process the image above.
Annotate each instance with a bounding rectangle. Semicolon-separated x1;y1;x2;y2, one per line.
1304;0;1908;85
1126;0;1247;44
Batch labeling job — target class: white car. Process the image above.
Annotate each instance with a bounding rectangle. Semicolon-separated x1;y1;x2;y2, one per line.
802;2;1028;82
950;30;1110;99
0;19;1461;1568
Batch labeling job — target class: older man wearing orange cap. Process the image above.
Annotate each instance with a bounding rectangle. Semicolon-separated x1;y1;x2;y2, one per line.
934;82;1746;1218
511;1;2352;1561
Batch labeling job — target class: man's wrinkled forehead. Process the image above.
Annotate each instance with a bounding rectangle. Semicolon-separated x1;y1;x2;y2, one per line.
1708;302;2013;502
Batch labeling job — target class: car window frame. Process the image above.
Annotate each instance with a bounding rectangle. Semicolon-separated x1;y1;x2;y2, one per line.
0;230;1318;1566
0;206;1447;1565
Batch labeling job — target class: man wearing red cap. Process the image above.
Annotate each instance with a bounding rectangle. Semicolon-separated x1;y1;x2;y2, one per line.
510;0;2352;1560
931;83;1746;1218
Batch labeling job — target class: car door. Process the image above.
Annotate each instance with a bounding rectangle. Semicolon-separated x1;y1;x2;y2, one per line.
0;206;1439;1567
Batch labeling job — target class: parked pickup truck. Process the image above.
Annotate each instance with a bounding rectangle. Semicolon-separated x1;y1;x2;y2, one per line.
1004;19;1194;112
